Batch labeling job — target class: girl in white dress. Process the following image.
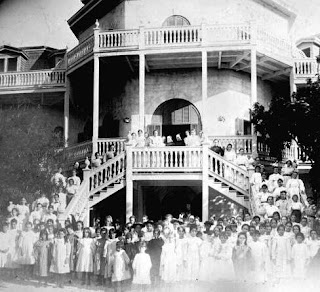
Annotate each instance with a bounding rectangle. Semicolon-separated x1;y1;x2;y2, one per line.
159;228;177;283
8;208;22;230
291;232;310;279
17;198;30;230
286;172;307;206
7;219;20;276
198;234;214;283
132;241;152;287
306;230;320;259
50;228;71;288
224;144;237;163
175;227;187;282
17;222;38;279
184;226;202;281
250;165;262;195
110;241;131;291
76;227;95;285
271;225;291;281
0;223;11;275
104;229;119;283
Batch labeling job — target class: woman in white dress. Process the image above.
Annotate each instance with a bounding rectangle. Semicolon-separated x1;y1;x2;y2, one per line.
286;171;307;206
235;148;249;170
132;241;152;286
281;160;295;185
291;232;310;279
224;143;237;163
0;223;11;270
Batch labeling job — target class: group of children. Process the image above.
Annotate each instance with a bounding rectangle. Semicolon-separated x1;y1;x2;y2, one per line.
1;207;320;290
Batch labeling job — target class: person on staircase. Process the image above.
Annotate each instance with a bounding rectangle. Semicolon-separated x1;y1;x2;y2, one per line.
235;148;249;171
223;143;237;163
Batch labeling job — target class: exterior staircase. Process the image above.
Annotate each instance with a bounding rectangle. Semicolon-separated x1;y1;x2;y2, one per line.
61;143;256;226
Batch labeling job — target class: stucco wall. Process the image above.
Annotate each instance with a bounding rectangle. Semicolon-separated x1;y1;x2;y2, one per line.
79;2;126;42
107;68;274;136
125;0;291;36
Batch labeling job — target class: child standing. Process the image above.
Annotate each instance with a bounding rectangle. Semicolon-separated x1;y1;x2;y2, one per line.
0;223;11;277
50;228;71;288
93;228;107;285
132;241;152;288
110;241;131;292
104;229;119;285
291;232;309;279
76;227;95;286
33;230;51;286
18;222;38;280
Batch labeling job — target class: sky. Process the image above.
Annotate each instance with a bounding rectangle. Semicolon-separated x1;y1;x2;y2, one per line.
0;0;320;49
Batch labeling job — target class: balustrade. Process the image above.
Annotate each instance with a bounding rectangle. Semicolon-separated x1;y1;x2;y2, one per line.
209;136;253;154
99;30;139;49
208;149;249;195
96;138;126;156
67;35;94;67
0;70;65;88
63;141;93;164
294;59;318;77
206;23;251;43
131;146;203;171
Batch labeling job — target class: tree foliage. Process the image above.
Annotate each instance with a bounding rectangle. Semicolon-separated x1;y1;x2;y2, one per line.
0;104;66;214
251;78;320;198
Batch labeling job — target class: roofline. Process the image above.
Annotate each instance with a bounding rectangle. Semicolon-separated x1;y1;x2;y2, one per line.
68;0;101;27
0;45;28;59
296;36;320;47
253;0;297;19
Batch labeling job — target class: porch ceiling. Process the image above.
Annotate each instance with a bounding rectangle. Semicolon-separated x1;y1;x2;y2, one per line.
117;50;291;82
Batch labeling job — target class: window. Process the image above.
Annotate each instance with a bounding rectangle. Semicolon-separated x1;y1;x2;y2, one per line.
162;15;190;27
0;57;18;72
302;48;311;58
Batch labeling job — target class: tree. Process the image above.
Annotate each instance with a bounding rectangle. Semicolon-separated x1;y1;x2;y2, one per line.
251;78;320;201
0;104;66;215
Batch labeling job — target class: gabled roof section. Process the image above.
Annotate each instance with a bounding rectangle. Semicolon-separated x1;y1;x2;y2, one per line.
0;45;28;59
68;0;124;39
253;0;297;20
296;35;320;48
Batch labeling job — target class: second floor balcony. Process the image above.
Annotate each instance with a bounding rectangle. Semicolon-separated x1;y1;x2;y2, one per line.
0;69;66;94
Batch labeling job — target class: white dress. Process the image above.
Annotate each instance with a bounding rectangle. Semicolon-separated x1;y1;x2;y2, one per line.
250;173;262;194
175;237;187;281
0;232;11;268
224;150;237;163
18;230;38;265
249;241;267;283
268;173;282;192
160;240;177;283
306;239;320;258
198;240;213;282
76;238;95;272
111;250;131;282
184;236;202;281
132;253;152;284
271;235;291;279
7;229;20;268
291;243;309;279
50;238;71;274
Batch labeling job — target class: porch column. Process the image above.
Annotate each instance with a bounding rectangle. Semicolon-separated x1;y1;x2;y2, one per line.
202;50;208;134
290;68;297;97
139;53;145;131
93;22;100;154
126;144;133;222
251;47;258;157
202;143;209;221
64;76;70;147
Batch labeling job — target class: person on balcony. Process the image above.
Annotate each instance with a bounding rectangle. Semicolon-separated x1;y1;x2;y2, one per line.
281;160;295;185
235;148;249;171
144;132;152;147
92;152;102;169
224;143;237;163
175;133;184;146
136;129;146;147
165;136;175;146
184;130;191;146
188;129;201;147
150;130;164;147
210;140;224;156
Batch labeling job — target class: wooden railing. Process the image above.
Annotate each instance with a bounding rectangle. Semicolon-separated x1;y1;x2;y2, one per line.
0;70;65;88
62;152;126;222
99;30;139;49
63;140;93;165
67;22;303;68
96;138;126;156
209;135;253;154
131;146;203;172
67;34;94;67
294;58;318;78
208;149;249;196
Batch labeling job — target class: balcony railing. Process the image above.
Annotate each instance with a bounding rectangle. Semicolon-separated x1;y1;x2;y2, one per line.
0;70;66;89
209;135;253;154
294;58;318;79
67;22;300;69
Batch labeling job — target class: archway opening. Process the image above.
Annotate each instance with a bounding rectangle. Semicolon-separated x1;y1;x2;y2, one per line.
148;98;202;141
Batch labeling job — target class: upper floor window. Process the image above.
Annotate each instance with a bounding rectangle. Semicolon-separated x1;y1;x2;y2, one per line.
162;15;190;27
302;48;311;58
0;57;18;72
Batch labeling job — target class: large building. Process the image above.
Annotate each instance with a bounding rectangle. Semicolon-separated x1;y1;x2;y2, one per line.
0;0;317;225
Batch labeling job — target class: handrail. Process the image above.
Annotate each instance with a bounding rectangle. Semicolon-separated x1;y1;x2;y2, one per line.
208;135;253;154
62;152;126;221
208;149;249;196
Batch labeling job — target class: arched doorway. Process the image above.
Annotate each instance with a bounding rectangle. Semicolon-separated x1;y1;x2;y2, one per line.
148;99;202;141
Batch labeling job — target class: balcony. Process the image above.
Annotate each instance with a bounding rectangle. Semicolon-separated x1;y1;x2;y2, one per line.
0;69;66;94
294;58;318;84
67;22;298;75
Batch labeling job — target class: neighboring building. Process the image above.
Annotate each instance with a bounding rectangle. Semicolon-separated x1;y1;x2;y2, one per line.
0;0;317;225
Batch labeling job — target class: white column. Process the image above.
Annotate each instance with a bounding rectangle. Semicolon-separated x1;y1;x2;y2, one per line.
139;53;145;131
126;144;133;222
64;76;70;147
250;47;257;106
202;50;208;134
290;68;297;97
202;143;209;221
92;54;99;154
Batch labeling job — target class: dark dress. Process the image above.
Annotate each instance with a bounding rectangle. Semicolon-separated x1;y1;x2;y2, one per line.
147;238;164;278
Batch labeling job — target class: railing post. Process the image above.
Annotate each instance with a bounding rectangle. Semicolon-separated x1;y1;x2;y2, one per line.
139;26;145;50
202;143;209;222
126;144;133;222
201;23;207;46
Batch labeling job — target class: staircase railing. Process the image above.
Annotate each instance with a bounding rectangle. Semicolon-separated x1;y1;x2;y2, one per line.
61;152;126;222
208;149;250;196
